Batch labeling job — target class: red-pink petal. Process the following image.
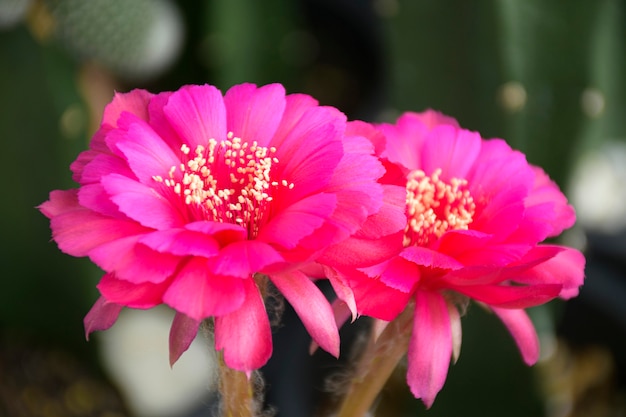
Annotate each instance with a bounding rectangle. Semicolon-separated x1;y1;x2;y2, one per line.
139;229;220;258
407;291;452;408
169;313;201;366
97;273;170;308
378;256;421;293
490;307;539;365
513;246;585;299
164;84;227;150
209;240;284;278
223;83;286;147
257;193;337;249
102;173;185;229
400;246;463;270
453;283;561;308
163;258;246;321
421;125;481;180
89;235;180;284
270;270;340;358
214;279;272;373
84;296;123;340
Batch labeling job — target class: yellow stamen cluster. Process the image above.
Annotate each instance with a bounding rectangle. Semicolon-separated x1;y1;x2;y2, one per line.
153;133;293;238
404;168;475;247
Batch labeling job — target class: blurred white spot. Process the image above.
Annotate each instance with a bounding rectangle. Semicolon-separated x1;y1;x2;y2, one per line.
98;306;217;417
0;0;31;28
569;140;626;232
580;87;605;118
497;81;527;113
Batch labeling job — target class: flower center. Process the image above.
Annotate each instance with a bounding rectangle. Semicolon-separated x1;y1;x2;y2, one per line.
153;132;293;238
404;168;475;247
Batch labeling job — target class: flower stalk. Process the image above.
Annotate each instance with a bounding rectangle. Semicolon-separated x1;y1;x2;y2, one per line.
335;305;414;417
218;352;258;417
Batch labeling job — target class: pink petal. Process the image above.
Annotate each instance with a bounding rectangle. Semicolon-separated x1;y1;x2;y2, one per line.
421;125;481;180
270;106;345;204
513;246;585;299
413;109;459;129
208;240;284;278
163;258;246;321
378;256;421;293
490;307;539;365
270;270;340;357
346;119;386;156
185;221;247;245
324;266;357;320
97;273;170;308
337;267;411;321
164;84;227;150
214;279;272;373
448;304;462;363
270;92;320;147
407;291;452;408
223;83;286;147
41;190;150;257
139;229;220;258
318;230;404;269
102;89;153;127
79;152;134;185
84;296;123;340
257;193;337;249
169;313;201;366
113;114;182;184
102;173;185;229
89;235;180;284
400;246;464;270
453;283;561;308
78;183;127;218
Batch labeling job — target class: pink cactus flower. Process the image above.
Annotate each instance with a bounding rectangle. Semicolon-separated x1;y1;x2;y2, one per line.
328;110;585;407
39;83;389;374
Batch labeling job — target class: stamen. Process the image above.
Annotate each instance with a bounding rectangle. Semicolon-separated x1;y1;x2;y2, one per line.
155;136;293;238
404;168;475;247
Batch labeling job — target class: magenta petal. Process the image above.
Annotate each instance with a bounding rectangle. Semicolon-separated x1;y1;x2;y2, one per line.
185;221;247;245
491;307;539;365
84;296;123;340
379;256;421;293
97;273;169;308
407;291;452;408
421;125;481;180
513;246;585;299
89;235;180;284
257;193;337;249
114;115;181;184
400;246;463;270
102;89;153;126
139;229;220;258
163;258;246;321
270;270;340;357
223;83;286;147
102;173;184;229
169;313;201;366
214;279;272;372
453;283;561;308
209;241;284;278
164;84;227;150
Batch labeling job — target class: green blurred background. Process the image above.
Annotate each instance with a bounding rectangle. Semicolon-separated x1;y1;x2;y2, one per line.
1;0;624;416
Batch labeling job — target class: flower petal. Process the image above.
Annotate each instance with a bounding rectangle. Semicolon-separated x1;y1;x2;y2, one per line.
453;283;561;308
89;235;180;284
164;84;227;150
139;228;220;258
169;313;201;366
407;291;452;408
270;270;340;357
224;83;286;147
97;273;170;308
214;279;272;373
209;240;284;278
163;258;246;321
84;296;123;340
421;125;481;180
490;307;539;365
102;173;185;229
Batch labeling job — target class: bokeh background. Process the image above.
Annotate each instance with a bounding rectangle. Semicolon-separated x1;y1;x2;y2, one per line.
1;0;625;416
